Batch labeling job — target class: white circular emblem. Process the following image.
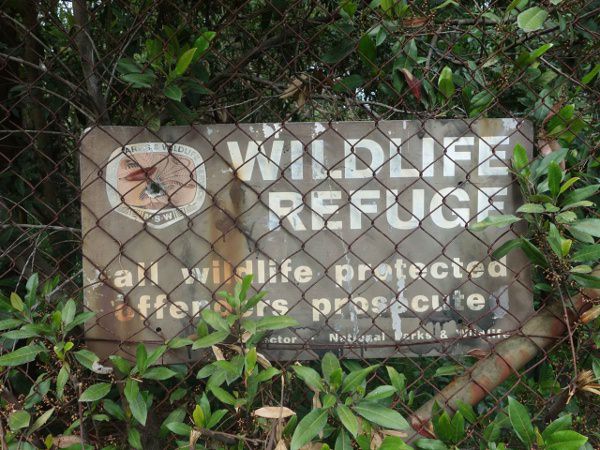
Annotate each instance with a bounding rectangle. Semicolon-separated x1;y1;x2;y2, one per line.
105;142;206;229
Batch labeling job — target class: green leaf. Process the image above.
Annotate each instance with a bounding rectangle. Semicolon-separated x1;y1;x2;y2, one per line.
121;72;155;88
433;411;453;443
207;409;228;429
570;264;592;274
108;352;133;375
3;328;39;340
335;430;353;450
8;410;30;431
24;273;38;305
380;436;412;449
547;223;563;258
556;211;577;224
517;7;548;32
568;228;595;244
104;399;126;421
449;411;465;443
167;337;194;348
29;407;54;434
507;397;535;446
0;318;23;331
245;347;257;374
547;162;562;197
10;292;24;312
470;215;520;231
414;439;448;450
321;40;355;64
581;63;600;85
192;330;229;349
74;349;100;371
516;203;545;214
128;428;143;450
293;366;324;391
209;385;236;405
256;315;299;332
544;430;587;450
135;344;148;374
364;385;397;401
125;379;147;426
163;84;183;102
322;352;341;382
559;177;580;195
571;273;600;288
433;0;458;10
521;239;548;267
193;404;205;428
202;308;230;332
569;219;600;237
438;66;455;99
358;34;376;67
528;43;553;62
512;144;529;171
333;74;364;93
353;402;409;430
0;343;44;366
572;244;600;262
387;366;406;392
175;48;197;76
79;383;112;402
62;299;76;326
193;31;216;55
116;58;142;74
146;345;167;367
341;365;379;393
290;408;328;450
255;366;281;383
455;401;476;423
493;238;522;260
336;405;359;437
56;364;69;399
560;185;599;207
542;414;572;440
434;365;462;377
143;367;177;380
469;91;493;117
166;421;191;436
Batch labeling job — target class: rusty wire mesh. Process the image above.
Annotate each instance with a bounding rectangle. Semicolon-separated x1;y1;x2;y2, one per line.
1;0;599;448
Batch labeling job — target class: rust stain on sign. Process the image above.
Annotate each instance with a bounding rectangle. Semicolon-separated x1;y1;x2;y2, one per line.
79;120;533;361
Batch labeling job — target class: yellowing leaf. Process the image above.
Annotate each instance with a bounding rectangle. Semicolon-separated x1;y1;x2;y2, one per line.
253;406;296;419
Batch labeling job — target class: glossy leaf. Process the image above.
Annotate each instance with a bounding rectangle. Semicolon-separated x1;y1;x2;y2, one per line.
290;408;328;450
508;397;535;446
336;405;359;437
79;383;112;402
175;48;197;76
0;344;45;366
353;402;409;430
517;7;548;32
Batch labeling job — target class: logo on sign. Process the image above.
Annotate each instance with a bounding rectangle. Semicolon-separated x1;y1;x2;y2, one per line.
105;142;206;228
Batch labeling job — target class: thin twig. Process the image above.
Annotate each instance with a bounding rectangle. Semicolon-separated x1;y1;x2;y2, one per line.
200;428;265;445
0;11;80;81
0;416;8;450
72;0;109;124
0;52;79;92
0;224;81;234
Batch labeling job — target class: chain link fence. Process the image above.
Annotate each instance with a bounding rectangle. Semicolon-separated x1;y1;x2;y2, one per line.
1;0;599;448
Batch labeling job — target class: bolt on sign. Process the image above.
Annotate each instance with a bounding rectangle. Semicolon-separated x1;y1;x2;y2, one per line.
80;119;533;360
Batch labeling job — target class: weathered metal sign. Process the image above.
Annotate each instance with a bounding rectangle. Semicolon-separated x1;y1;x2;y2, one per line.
80;120;533;360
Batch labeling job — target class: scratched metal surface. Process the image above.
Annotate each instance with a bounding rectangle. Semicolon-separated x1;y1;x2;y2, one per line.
79;119;533;361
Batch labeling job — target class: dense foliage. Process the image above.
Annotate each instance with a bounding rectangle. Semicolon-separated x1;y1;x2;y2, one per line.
1;0;599;449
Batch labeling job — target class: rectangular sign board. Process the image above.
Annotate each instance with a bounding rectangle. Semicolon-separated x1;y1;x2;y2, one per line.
80;119;533;360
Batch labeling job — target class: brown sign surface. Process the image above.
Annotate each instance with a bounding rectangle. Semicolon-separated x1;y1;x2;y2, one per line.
80;120;533;360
